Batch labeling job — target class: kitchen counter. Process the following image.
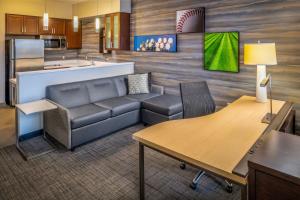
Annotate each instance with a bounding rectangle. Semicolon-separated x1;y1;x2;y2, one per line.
44;59;93;70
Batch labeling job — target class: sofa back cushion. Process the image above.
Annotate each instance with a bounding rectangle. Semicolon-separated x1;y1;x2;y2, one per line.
113;76;127;96
86;78;119;102
46;82;90;108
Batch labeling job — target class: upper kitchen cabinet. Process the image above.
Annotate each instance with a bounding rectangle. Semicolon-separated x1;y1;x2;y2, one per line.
6;14;39;35
38;18;66;36
65;19;82;49
104;12;130;51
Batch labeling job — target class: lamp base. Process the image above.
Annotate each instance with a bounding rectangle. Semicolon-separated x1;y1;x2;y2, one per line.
261;113;276;124
256;65;268;103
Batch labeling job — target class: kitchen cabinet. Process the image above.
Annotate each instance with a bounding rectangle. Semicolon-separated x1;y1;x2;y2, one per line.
65;19;82;49
39;18;66;36
6;14;38;35
104;12;130;50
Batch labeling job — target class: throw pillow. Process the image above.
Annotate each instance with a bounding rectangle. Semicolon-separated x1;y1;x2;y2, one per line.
128;73;150;94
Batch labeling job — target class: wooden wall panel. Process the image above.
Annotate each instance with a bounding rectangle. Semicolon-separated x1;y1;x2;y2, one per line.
79;17;104;56
112;0;300;131
44;50;78;61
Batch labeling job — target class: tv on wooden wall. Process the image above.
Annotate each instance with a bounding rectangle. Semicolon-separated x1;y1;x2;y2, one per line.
204;32;239;73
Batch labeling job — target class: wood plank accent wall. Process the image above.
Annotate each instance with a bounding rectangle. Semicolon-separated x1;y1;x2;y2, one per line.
80;17;104;55
112;0;300;131
44;50;78;61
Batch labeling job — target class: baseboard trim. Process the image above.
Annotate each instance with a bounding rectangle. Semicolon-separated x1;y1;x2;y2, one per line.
19;130;43;141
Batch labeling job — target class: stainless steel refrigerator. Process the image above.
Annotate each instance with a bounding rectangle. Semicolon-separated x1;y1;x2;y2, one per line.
5;39;44;106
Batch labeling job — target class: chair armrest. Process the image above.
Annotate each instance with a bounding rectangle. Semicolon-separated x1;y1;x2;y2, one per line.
151;84;164;95
44;100;72;149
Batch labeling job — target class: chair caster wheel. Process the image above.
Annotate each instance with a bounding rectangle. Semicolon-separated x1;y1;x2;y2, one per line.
180;163;186;170
190;183;197;190
226;185;233;193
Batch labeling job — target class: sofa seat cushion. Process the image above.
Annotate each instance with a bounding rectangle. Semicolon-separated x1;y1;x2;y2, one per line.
142;94;183;116
94;97;140;117
126;93;161;102
69;104;111;129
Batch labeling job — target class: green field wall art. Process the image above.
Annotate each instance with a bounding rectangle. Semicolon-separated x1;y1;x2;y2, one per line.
204;32;239;73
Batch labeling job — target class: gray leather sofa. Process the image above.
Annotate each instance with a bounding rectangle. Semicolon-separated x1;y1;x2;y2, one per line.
44;75;167;150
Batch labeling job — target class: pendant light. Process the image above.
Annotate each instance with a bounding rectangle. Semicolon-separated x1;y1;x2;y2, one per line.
43;0;49;31
73;0;79;32
95;0;100;33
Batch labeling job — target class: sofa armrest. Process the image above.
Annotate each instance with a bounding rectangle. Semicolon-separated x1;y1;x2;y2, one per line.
44;100;72;149
151;84;164;95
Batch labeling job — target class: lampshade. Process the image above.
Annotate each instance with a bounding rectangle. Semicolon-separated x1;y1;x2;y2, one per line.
244;43;277;65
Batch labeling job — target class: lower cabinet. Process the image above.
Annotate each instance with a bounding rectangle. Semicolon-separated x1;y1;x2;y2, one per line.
248;132;300;200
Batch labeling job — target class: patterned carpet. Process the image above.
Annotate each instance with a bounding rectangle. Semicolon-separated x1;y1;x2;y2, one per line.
0;124;241;200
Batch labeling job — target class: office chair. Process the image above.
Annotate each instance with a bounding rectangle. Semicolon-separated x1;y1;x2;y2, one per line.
179;81;233;193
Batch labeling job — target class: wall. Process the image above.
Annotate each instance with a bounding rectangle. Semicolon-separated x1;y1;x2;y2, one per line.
113;0;300;130
80;17;104;55
73;0;120;19
0;0;73;103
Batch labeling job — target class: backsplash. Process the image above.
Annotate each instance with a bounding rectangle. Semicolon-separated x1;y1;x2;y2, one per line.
44;50;79;61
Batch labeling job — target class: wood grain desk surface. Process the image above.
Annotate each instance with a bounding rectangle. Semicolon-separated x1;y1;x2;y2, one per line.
133;96;285;185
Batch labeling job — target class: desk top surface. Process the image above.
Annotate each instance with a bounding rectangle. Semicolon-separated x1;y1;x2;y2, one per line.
133;96;285;184
16;100;58;115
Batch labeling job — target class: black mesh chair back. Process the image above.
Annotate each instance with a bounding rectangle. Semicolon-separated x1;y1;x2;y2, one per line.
180;81;216;119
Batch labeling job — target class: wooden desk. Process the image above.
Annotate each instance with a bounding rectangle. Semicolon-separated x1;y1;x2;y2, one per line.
133;96;293;200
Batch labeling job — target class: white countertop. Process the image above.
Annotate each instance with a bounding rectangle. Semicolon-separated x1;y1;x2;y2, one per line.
18;60;135;76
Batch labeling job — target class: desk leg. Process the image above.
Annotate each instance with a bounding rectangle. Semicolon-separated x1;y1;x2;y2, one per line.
139;143;145;200
241;184;248;200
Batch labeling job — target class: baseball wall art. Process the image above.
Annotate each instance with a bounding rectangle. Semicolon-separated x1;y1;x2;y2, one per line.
176;7;205;33
134;34;177;52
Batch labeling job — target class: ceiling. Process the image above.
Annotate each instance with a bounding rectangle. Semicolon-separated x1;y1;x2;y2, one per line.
56;0;89;4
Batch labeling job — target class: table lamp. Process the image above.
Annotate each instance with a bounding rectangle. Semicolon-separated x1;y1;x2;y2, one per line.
244;42;277;102
244;41;277;123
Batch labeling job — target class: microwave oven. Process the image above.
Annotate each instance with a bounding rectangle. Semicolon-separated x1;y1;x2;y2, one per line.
40;35;66;50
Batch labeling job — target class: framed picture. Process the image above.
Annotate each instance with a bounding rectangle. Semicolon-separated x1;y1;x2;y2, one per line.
176;7;205;33
204;32;239;73
134;34;177;52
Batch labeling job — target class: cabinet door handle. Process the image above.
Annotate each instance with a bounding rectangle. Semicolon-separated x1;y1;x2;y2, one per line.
54;28;56;34
24;26;26;33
